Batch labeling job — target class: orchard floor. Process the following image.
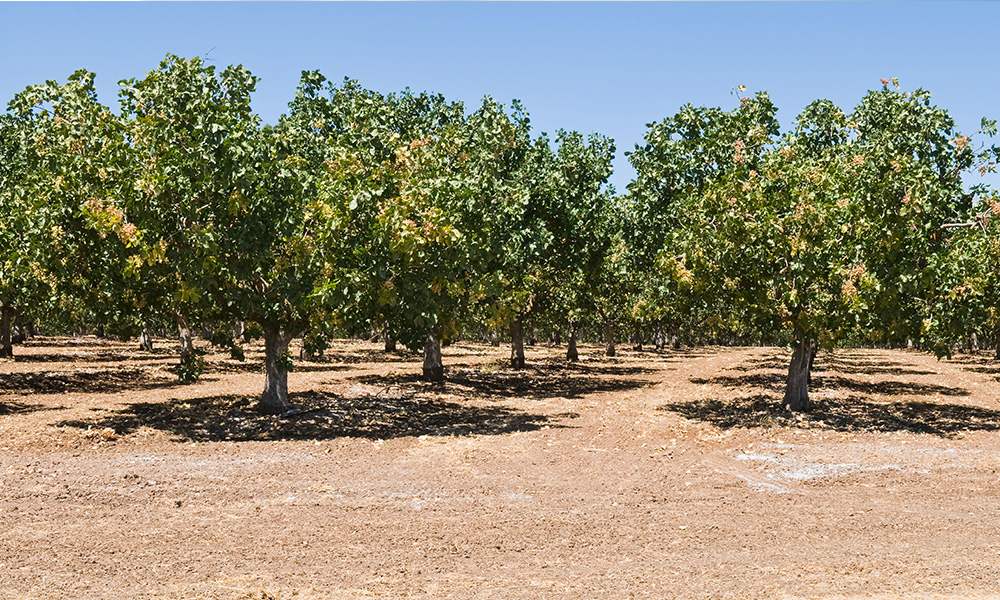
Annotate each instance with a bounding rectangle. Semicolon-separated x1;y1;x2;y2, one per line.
2;337;1000;600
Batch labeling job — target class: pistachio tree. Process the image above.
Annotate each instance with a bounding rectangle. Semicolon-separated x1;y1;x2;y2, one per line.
629;83;977;411
291;73;477;380
523;130;616;363
0;113;28;357
121;55;329;412
2;71;133;357
846;82;976;350
923;207;998;357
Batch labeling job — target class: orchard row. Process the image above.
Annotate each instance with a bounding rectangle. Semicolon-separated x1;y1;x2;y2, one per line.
2;57;998;412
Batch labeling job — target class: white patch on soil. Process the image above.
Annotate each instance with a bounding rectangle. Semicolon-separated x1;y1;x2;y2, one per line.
730;444;928;491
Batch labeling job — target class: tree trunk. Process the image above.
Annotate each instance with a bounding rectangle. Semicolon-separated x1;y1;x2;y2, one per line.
654;324;665;350
176;314;195;367
233;320;245;342
0;307;14;358
671;334;681;351
383;323;396;353
567;321;579;362
260;326;294;414
510;318;526;369
139;327;154;352
25;320;37;338
784;335;814;412
423;329;444;382
201;323;214;341
995;327;1000;361
970;333;980;354
604;319;616;357
95;324;106;339
807;342;818;385
299;329;314;360
12;311;26;344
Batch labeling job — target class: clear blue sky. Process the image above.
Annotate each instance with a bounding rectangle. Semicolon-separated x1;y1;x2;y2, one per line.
2;2;998;191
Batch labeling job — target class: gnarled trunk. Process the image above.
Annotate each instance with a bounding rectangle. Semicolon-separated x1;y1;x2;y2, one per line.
604;319;616;358
12;312;26;344
0;306;14;358
632;330;643;352
260;326;294;414
299;328;314;360
383;323;396;353
139;327;154;352
807;342;818;385
510;318;526;369
567;321;579;362
784;334;814;412
423;328;444;382
175;313;195;367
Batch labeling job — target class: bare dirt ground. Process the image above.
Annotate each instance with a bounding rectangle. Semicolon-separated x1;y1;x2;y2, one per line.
2;337;1000;600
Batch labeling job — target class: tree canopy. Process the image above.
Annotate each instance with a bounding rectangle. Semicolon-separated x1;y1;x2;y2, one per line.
3;57;997;415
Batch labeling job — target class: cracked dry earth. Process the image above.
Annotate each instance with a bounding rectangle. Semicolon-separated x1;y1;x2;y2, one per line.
2;337;1000;599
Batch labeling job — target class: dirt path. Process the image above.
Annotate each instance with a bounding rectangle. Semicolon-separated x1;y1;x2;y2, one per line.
2;339;1000;599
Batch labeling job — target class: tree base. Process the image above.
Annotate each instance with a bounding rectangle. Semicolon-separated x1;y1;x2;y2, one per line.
422;366;445;382
257;396;290;415
510;319;526;370
783;338;814;412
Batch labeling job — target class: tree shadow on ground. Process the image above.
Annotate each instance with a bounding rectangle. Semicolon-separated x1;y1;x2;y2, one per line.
315;348;421;365
823;356;939;376
12;351;173;364
728;356;792;372
961;364;1000;374
730;353;937;377
350;362;656;401
689;372;968;397
650;347;724;360
0;400;62;415
15;337;114;348
659;394;1000;438
950;356;1000;378
202;360;348;375
0;367;188;395
55;390;567;442
539;359;662;377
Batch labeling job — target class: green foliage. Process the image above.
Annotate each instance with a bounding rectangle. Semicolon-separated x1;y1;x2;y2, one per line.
6;55;999;408
2;70;134;338
177;354;205;383
627;81;992;407
243;321;264;342
209;325;246;361
275;350;294;373
300;329;330;358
